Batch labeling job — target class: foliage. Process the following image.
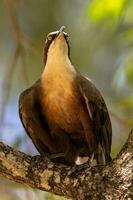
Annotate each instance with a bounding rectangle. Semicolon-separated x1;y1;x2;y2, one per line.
88;0;126;23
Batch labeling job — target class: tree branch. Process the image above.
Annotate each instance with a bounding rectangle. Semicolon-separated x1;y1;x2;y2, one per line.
0;130;133;200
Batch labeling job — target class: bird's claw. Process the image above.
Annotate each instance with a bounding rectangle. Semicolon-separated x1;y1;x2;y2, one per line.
45;152;65;159
89;152;95;165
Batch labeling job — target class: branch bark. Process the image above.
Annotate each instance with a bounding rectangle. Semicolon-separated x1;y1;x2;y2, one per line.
0;130;133;200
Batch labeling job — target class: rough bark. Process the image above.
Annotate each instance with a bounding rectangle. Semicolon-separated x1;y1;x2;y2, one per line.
0;130;133;200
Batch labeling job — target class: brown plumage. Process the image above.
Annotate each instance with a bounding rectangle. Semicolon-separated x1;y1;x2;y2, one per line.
19;26;112;165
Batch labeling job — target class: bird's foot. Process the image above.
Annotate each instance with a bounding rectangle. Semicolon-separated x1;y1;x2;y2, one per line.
89;152;95;166
45;152;65;160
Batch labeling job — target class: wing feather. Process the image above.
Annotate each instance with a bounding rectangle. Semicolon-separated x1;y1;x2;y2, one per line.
19;82;57;155
78;75;112;162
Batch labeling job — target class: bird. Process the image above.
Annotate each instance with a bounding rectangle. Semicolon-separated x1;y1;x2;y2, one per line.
19;26;112;166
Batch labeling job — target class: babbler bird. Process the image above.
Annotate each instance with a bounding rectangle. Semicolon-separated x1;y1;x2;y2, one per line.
19;26;112;165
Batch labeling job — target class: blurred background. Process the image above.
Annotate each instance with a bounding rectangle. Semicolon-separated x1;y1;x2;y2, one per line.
0;0;133;199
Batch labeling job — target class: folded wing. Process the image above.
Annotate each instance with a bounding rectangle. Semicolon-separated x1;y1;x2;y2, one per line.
78;75;112;163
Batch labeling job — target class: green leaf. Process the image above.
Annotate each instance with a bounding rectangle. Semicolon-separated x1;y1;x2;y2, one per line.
87;0;125;22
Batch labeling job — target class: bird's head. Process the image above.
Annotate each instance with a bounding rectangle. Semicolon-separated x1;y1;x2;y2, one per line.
43;26;70;65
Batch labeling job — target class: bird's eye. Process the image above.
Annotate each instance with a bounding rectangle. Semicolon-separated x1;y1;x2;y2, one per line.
48;36;52;41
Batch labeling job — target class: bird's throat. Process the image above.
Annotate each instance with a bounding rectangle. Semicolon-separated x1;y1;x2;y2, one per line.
41;54;76;90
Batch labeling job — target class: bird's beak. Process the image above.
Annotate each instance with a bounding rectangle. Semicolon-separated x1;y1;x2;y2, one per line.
57;26;66;38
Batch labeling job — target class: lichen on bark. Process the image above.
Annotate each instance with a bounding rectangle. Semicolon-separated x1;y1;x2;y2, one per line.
0;130;133;199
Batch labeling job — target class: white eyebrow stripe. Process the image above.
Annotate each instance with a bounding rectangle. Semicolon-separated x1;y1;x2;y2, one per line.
48;31;58;36
47;31;68;36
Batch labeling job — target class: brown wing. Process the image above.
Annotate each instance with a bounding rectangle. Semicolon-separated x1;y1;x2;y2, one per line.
78;75;112;162
19;81;57;155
